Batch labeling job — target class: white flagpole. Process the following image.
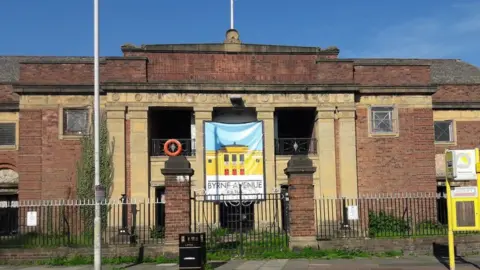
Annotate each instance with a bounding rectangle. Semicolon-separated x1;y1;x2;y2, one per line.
230;0;234;29
93;0;102;269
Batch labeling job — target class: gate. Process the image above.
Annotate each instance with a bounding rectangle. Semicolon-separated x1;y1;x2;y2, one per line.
191;189;289;257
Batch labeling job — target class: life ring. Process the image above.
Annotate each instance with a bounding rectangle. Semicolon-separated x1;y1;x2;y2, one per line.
164;139;183;156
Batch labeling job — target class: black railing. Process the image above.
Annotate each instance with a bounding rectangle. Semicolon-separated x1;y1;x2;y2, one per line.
314;193;466;240
275;138;317;155
192;190;289;256
151;138;196;157
0;200;165;248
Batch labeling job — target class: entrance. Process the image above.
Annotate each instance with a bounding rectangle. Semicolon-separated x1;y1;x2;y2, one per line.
155;187;165;234
0;194;18;235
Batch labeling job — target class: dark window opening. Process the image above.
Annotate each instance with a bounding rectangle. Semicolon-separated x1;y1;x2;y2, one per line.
280;185;290;232
63;108;88;135
434;121;453;142
0;194;18;236
155;187;165;236
275;107;317;155
149;107;195;156
219;203;254;232
212;107;257;124
0;123;16;146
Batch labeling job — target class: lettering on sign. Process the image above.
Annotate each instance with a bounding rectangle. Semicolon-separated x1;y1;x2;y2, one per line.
451;186;478;198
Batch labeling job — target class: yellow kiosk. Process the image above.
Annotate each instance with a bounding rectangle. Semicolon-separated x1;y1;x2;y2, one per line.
445;148;480;270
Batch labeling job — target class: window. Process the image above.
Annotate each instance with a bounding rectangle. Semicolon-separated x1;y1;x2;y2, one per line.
231;154;237;164
434;120;454;143
223;154;229;164
63;108;88;135
239;154;245;164
371;106;394;133
0;123;16;147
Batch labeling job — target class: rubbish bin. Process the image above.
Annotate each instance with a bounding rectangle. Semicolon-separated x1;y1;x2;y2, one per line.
179;232;206;270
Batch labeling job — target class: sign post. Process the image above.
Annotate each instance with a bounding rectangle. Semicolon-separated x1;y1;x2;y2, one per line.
445;149;480;270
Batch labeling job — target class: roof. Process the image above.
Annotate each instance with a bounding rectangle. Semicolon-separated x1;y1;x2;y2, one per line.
349;58;480;85
1;56;479;85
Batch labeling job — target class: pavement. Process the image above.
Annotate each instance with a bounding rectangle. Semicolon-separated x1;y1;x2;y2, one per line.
2;256;480;269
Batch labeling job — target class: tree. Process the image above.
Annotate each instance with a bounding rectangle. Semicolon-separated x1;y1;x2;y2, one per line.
76;112;114;232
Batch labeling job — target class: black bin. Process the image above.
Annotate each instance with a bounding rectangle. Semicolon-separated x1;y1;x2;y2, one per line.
179;232;206;270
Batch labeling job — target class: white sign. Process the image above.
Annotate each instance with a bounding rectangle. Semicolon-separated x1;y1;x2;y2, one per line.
347;205;359;220
206;178;264;201
451;186;478;198
27;211;37;227
446;150;477;181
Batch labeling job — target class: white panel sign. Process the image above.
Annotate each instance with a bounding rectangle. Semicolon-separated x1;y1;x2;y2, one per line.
27;211;37;227
451;186;478;198
449;150;477;181
347;205;359;220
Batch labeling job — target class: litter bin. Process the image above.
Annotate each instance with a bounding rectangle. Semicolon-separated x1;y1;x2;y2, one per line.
179;232;206;270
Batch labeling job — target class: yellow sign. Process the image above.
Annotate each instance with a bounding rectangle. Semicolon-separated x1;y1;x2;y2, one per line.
445;148;480;270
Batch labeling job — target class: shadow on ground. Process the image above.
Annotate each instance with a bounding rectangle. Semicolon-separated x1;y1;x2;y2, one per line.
433;242;480;269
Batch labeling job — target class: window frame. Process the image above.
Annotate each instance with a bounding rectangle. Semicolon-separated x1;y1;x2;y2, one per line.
434;120;455;144
0;122;17;149
0;112;19;150
59;106;91;139
368;105;399;137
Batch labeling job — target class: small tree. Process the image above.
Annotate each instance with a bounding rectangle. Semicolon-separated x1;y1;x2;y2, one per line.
76;112;114;233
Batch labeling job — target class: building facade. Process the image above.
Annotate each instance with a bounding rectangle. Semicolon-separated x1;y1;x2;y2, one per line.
1;30;480;207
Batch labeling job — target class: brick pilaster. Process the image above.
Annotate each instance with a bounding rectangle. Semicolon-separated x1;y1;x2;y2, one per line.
284;155;317;249
161;156;194;244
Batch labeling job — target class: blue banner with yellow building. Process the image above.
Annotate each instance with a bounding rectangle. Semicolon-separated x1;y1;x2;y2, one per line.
204;121;265;201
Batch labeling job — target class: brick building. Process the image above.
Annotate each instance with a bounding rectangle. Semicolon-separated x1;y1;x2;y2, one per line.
0;29;480;209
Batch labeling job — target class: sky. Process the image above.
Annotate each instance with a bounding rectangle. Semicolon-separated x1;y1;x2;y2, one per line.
1;0;479;66
205;122;263;151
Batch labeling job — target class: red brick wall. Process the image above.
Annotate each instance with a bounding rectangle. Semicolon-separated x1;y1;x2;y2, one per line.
287;173;316;237
18;110;43;201
435;121;480;154
0;150;17;171
433;85;480;102
356;107;436;194
354;65;431;86
19;59;147;84
0;84;18;103
18;109;81;201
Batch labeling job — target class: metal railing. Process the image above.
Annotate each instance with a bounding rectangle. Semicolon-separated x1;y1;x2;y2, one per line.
275;138;317;155
191;190;289;256
151;138;196;156
315;193;456;239
0;200;165;248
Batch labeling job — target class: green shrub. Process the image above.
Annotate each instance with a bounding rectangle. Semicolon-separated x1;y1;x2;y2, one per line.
368;211;410;237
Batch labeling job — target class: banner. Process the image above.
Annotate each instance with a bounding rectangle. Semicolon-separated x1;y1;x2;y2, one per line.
204;121;265;201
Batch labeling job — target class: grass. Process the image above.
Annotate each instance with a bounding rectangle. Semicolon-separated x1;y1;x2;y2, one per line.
1;247;404;267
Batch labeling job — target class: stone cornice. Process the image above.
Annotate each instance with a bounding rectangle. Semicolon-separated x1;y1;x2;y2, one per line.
102;82;358;93
13;84;105;94
359;85;437;94
12;83;438;95
433;102;480;110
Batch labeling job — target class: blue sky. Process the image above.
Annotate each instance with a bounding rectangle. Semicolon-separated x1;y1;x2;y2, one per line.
204;122;263;151
1;0;479;66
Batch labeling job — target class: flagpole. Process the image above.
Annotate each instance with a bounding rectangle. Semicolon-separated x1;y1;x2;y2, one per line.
93;0;102;269
230;0;234;29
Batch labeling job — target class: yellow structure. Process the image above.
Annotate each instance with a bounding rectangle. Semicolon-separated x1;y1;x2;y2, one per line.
445;148;480;270
205;145;263;177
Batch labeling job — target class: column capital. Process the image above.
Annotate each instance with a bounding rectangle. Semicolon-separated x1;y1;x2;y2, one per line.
256;107;275;113
194;106;213;112
127;106;148;119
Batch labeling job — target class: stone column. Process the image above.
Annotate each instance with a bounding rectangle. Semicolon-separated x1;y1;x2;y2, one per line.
285;155;317;249
128;107;149;201
316;108;337;198
337;108;358;198
257;108;275;190
193;107;212;191
106;106;126;201
161;156;194;249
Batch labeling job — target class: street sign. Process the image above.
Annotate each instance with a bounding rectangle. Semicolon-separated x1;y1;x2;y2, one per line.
445;149;477;181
